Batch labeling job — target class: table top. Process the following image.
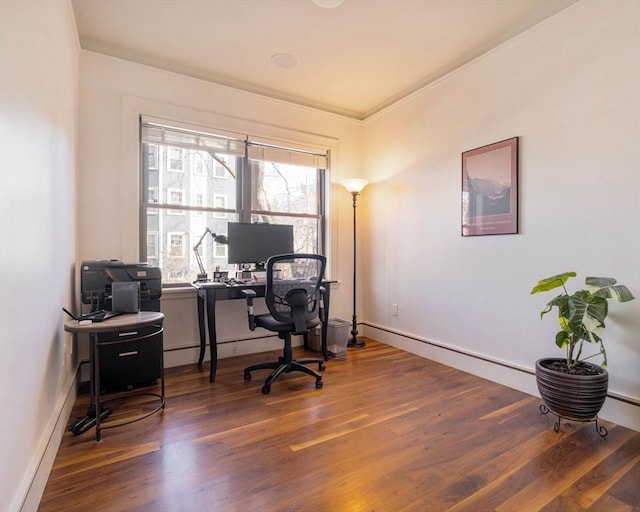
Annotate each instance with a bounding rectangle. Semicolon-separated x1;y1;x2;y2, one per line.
192;281;263;289
64;311;164;334
191;279;336;290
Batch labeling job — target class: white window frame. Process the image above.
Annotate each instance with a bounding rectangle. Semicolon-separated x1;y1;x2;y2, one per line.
137;112;333;285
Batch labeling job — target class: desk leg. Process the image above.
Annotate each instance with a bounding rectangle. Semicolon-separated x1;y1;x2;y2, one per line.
197;290;206;366
91;334;102;442
322;285;330;360
206;289;218;383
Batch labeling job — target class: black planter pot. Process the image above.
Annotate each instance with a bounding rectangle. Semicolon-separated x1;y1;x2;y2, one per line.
535;358;609;422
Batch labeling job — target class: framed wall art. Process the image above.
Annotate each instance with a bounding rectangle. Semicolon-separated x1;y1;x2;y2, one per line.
461;137;519;236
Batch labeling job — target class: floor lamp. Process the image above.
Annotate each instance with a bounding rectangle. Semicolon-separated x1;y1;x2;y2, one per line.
341;178;368;348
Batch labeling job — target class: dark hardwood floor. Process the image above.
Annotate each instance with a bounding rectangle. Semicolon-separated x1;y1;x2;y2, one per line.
39;340;639;512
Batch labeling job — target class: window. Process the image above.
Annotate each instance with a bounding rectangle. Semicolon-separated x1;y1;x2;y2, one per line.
148;187;158;215
147;232;158;259
214;163;227;178
168;147;184;171
193;192;205;216
167;188;185;215
213;195;227;218
191;151;207;175
168;232;186;258
214;242;227;258
140;118;327;285
148;144;158;170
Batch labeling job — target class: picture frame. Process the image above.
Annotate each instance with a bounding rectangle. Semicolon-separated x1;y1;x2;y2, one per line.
462;137;519;236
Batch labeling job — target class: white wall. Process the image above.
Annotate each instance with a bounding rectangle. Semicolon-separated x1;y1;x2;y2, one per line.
0;1;79;511
361;0;640;429
78;51;364;364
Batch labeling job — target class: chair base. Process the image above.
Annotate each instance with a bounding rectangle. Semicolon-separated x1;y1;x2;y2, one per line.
244;343;325;394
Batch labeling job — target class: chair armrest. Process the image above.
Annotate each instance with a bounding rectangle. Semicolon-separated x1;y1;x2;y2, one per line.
241;289;257;302
241;289;257;331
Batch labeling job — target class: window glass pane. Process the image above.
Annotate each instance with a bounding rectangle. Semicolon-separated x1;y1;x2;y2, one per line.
251;162;318;215
145;208;239;284
191;153;237;210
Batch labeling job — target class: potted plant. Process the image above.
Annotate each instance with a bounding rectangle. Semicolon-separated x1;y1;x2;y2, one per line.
530;271;635;434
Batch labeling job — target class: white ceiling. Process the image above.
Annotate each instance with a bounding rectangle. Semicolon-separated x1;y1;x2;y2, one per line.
71;0;576;120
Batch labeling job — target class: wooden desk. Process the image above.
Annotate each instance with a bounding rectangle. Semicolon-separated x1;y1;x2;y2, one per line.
64;311;165;442
192;282;331;382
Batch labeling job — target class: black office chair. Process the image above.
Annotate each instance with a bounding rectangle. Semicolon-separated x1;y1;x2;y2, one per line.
242;253;327;394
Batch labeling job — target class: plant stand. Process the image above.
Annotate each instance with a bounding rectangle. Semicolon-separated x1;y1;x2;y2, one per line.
539;404;608;438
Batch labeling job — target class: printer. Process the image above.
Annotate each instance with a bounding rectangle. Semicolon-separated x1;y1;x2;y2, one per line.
80;259;163;392
81;259;162;312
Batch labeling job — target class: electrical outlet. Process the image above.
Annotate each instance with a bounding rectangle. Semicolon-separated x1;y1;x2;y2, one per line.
392;304;398;316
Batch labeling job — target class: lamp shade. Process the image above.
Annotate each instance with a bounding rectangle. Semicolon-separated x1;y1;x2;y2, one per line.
341;178;368;194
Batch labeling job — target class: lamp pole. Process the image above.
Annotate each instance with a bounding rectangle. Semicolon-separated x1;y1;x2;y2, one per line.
341;178;368;348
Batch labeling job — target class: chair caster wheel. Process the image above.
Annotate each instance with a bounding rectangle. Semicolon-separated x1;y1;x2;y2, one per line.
315;380;323;389
262;385;271;394
244;373;251;381
319;363;326;371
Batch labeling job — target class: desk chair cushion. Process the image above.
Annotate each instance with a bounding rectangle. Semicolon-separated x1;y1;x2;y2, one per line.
253;312;321;334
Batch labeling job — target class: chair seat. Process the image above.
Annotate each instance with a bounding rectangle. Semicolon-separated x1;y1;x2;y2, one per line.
254;314;321;335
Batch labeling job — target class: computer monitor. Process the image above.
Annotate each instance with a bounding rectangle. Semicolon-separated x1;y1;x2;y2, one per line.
227;222;294;270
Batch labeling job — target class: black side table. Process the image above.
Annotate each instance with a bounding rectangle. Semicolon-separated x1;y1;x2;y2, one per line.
64;311;165;442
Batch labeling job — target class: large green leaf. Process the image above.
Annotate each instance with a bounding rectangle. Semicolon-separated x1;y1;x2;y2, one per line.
555;330;570;349
585;277;636;302
531;271;576;295
566;291;608;342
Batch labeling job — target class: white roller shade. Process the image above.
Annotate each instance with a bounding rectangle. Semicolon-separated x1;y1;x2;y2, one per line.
248;144;327;169
141;118;246;157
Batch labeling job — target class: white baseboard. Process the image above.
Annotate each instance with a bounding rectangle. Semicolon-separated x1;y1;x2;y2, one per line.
17;377;77;512
163;335;304;369
363;323;639;432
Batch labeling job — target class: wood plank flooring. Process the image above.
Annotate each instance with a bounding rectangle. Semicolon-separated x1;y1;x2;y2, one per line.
38;340;639;512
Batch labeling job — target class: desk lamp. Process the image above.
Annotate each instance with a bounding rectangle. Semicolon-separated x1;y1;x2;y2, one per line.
341;178;368;348
193;228;228;282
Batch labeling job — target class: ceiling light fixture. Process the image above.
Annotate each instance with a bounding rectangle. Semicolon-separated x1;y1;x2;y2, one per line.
312;0;344;8
270;53;298;69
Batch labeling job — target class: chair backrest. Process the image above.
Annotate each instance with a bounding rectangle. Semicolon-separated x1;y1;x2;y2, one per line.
264;253;327;334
